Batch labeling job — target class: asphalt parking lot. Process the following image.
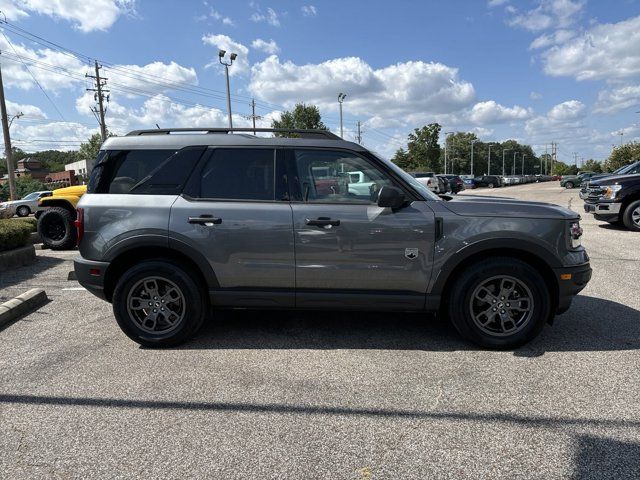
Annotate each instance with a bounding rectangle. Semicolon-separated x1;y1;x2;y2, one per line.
1;182;639;479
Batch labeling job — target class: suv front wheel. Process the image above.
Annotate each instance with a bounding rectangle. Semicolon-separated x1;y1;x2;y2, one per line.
112;260;207;347
447;257;550;349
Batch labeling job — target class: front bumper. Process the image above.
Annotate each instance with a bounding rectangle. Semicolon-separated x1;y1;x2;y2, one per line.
74;256;110;301
554;263;592;314
584;201;622;222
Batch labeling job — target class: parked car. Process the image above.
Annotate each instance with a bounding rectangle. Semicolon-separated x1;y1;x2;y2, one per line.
583;174;640;231
580;160;640;198
440;175;465;194
473;175;502;188
36;185;87;250
0;190;52;217
437;175;451;194
413;172;440;194
74;127;591;350
560;172;596;189
462;177;476;189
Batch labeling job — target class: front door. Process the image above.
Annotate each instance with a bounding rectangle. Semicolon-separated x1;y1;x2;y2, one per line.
169;147;295;308
288;148;435;310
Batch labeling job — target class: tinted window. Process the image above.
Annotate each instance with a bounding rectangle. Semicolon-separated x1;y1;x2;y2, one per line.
293;149;394;204
88;149;175;194
199;148;275;200
130;147;205;195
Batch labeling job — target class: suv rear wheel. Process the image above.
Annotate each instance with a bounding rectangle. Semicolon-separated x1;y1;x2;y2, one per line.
447;257;550;349
112;260;207;347
622;199;640;232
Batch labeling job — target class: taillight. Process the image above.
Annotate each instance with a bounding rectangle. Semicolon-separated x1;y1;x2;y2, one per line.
75;207;84;246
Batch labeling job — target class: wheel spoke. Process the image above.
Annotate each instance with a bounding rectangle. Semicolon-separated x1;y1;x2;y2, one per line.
474;286;499;305
127;276;186;334
128;296;148;311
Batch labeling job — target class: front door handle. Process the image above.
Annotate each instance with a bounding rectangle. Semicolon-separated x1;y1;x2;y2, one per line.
188;215;222;225
305;217;340;227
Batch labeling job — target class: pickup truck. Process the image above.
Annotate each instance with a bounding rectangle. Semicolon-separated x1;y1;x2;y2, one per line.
580;160;640;198
583;174;640;231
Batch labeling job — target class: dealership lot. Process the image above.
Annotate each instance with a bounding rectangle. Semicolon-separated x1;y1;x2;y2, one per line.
1;182;639;479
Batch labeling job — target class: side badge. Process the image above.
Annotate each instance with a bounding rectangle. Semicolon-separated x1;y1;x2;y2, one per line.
405;248;419;260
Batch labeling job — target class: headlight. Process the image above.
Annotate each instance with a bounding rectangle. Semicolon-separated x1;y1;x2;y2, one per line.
569;221;583;249
0;203;8;209
600;184;622;199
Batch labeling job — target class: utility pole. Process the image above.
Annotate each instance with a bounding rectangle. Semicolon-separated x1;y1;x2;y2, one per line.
338;93;346;138
0;59;16;200
243;99;263;135
356;121;362;144
86;60;109;141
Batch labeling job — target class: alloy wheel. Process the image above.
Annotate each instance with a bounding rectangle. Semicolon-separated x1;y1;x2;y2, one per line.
632;206;640;227
469;275;534;337
126;276;186;334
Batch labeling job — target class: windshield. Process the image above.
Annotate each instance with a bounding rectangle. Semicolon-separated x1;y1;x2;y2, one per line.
22;192;39;200
616;162;639;174
368;151;440;201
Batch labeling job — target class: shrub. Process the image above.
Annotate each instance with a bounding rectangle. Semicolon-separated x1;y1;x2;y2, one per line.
0;219;35;252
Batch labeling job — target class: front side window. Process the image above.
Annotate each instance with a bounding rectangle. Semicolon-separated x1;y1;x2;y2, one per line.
293;149;394;204
199;148;275;200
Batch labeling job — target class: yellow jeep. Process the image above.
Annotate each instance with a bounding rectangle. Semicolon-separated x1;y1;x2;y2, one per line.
36;185;87;250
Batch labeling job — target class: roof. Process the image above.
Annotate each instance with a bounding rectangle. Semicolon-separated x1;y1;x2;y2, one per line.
101;128;367;152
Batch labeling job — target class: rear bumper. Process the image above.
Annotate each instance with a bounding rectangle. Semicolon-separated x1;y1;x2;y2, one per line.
554;263;592;314
74;256;110;301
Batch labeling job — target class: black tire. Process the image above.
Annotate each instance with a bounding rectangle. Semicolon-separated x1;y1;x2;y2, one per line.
16;205;30;217
565;182;574;189
112;260;207;347
447;257;551;349
37;207;77;250
487;183;494;189
622;199;640;232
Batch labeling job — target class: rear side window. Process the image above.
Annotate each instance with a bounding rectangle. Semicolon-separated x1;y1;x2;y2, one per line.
198;148;275;200
88;149;176;194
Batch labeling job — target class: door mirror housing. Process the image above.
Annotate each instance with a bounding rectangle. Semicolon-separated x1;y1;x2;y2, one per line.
377;186;406;209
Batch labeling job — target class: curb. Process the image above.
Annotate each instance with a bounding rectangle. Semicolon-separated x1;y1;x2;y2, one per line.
29;231;42;244
0;288;48;330
0;244;36;270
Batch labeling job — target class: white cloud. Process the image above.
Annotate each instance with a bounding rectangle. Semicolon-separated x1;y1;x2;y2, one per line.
530;91;543;100
251;38;280;55
105;61;198;94
547;99;585;120
8;0;135;32
6;100;47;119
529;29;575;50
250;4;280;27
202;34;250;75
507;0;584;32
525;100;586;138
301;5;317;17
594;85;640;115
249;55;475;127
9;121;98;152
0;34;86;92
541;16;640;81
198;5;234;26
468;100;532;124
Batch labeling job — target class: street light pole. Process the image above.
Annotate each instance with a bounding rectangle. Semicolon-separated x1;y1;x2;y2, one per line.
487;143;494;175
218;50;237;129
338;93;346;138
444;131;454;174
470;139;477;177
502;149;510;177
522;154;526;175
513;151;517;175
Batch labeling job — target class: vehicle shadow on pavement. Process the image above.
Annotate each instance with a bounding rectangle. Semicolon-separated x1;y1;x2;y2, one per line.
573;435;640;480
0;255;65;294
180;295;639;354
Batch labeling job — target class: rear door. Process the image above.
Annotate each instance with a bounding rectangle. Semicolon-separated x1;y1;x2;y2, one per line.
288;148;435;310
169;147;295;308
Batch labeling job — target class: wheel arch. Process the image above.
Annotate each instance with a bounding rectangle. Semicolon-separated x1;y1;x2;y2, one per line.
103;245;218;303
433;244;560;316
39;199;76;214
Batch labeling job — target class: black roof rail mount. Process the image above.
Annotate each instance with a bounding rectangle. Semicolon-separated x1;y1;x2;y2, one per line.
125;127;342;140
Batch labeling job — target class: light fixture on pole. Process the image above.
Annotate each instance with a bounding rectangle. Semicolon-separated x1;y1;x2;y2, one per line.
219;49;237;129
338;93;346;138
444;131;454;174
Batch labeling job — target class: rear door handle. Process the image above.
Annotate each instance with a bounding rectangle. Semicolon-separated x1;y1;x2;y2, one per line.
305;217;340;227
188;215;222;225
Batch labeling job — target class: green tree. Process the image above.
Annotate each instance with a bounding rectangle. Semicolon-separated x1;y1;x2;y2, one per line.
271;103;327;136
78;133;104;161
0;175;46;201
603;142;640;172
582;159;602;173
391;148;416;171
406;123;441;172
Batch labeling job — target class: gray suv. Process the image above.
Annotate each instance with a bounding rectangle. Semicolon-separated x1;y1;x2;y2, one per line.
74;128;591;349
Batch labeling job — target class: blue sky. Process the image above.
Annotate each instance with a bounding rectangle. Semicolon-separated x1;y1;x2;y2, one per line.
1;0;640;165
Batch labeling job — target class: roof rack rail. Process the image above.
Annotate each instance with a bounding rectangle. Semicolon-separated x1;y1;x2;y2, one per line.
125;127;342;140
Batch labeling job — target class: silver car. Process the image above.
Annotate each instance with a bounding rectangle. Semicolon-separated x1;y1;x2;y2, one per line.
0;190;52;217
74;128;591;349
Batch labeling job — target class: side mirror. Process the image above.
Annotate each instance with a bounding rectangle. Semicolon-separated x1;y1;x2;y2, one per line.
377;186;406;209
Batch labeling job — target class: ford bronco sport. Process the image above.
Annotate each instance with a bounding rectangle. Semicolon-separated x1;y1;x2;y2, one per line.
74;128;591;349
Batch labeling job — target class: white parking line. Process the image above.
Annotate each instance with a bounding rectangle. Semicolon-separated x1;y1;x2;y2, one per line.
61;287;86;291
